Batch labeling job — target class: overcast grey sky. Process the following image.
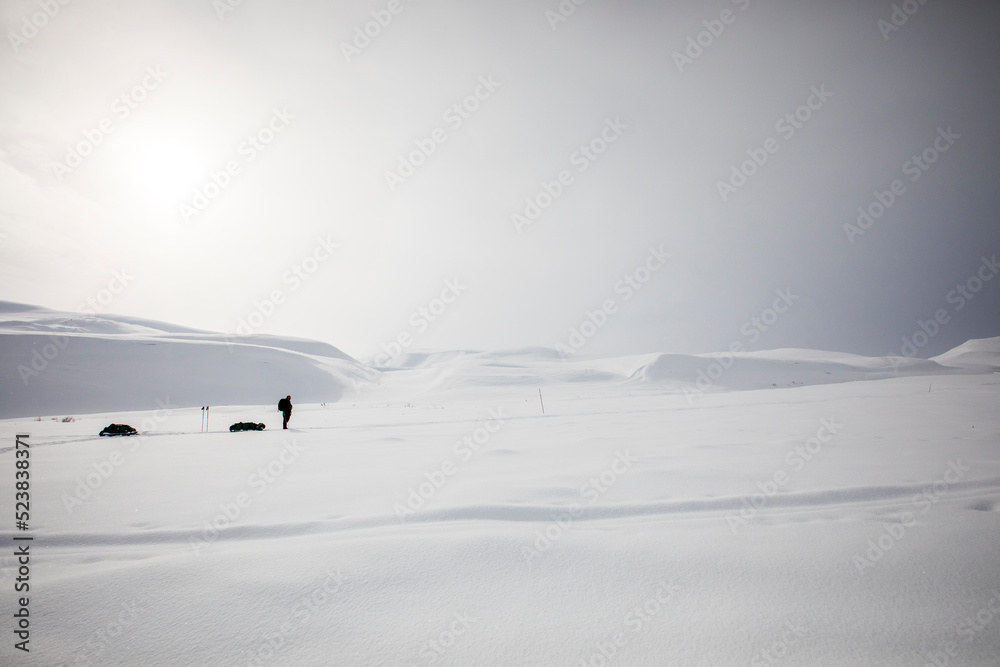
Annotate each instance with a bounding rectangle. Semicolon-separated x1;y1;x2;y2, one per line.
1;0;998;361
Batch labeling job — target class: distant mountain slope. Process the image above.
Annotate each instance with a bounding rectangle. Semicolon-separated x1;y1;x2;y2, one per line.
0;300;353;361
2;301;996;418
633;348;970;392
374;341;998;395
931;336;1000;370
0;303;373;418
375;348;658;389
0;300;209;335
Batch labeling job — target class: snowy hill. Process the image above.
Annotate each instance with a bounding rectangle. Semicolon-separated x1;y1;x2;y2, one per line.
4;301;995;420
0;302;372;419
375;347;656;390
931;336;1000;370
373;340;999;395
634;347;972;392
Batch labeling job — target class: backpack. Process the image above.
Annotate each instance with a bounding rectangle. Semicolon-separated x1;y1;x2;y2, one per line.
229;422;266;432
100;423;138;436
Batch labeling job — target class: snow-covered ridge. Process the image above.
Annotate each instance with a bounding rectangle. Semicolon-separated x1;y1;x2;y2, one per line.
2;301;996;418
375;340;999;394
0;300;352;360
0;302;370;419
931;336;1000;369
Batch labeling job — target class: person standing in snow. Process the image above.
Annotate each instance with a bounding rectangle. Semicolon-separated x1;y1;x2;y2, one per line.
278;395;292;429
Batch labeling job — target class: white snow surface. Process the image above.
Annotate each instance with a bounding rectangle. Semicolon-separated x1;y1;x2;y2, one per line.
1;304;999;665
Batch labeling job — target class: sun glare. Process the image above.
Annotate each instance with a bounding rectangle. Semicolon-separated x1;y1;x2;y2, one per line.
129;140;206;205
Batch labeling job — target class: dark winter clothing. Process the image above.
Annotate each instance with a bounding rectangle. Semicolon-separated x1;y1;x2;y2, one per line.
278;396;292;429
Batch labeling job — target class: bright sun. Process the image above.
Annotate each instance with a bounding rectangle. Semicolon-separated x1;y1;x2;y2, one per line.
129;140;206;205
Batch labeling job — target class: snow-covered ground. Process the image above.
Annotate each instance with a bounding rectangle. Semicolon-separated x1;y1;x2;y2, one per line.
1;303;999;665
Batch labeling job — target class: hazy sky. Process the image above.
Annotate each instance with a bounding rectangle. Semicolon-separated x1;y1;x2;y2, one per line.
1;0;998;361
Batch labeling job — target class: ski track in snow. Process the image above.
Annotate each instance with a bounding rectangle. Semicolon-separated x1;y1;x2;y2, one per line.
24;476;1000;549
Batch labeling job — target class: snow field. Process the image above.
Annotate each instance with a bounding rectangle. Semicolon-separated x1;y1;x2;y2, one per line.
1;368;999;665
